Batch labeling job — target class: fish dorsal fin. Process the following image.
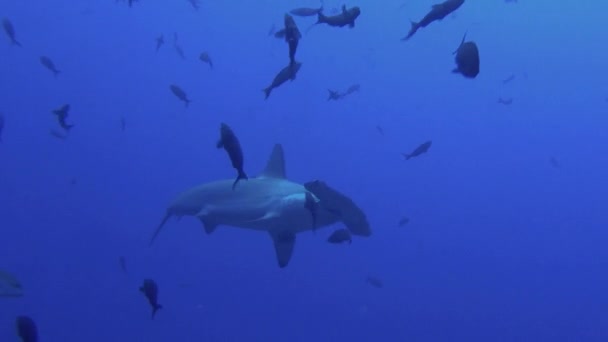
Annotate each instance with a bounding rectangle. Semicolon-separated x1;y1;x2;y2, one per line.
453;31;467;54
259;144;286;179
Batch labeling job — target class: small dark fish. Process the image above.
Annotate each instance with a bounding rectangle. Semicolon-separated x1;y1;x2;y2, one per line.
366;276;383;288
16;315;38;342
187;0;200;10
402;0;465;41
398;216;410;227
120;116;126;131
199;52;213;69
274;29;286;39
127;0;138;7
50;129;67;140
39;56;60;77
52;104;74;131
327;89;343;101
0;113;4;142
452;33;479;79
217;123;248;190
290;7;324;17
502;74;515;84
169;84;191;107
315;5;361;28
497;97;513;105
173;33;186;60
327;228;352;244
263;62;302;99
69;177;77;185
284;14;302;65
304;191;318;231
403;140;432;160
2;18;21;46
549;156;561;169
155;34;164;52
376;125;384;136
345;84;360;95
140;279;162;319
119;256;128;273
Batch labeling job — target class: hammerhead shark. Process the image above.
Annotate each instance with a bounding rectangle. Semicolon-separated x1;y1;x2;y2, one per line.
149;143;371;267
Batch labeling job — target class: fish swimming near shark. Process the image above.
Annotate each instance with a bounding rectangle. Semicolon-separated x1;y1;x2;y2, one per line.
452;32;479;78
217;123;248;190
2;18;21;46
39;56;60;77
263;62;302;99
315;5;361;28
149;144;371;268
401;0;464;41
403;140;432;160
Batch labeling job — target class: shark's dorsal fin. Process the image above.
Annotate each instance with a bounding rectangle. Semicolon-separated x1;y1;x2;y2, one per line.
259;144;286;179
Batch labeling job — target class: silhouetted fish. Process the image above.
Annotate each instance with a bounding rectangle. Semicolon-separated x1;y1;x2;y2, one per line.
283;14;301;65
403;141;432;160
327;228;352;244
217;123;248;190
39;56;60;77
173;33;186;60
155;34;164;52
199;52;213;69
120;116;126;131
140;279;162;319
398;216;410;227
2;18;21;46
345;84;360;94
119;256;128;274
376;125;384;136
327;89;343;101
452;33;479;78
16;315;38;342
402;0;464;40
187;0;200;10
502;74;515;84
315;5;360;28
263;62;302;99
549;156;561;169
169;84;191;107
52;104;74;131
497;97;513;105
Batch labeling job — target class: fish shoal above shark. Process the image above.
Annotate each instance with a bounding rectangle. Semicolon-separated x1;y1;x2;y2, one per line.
149;143;371;268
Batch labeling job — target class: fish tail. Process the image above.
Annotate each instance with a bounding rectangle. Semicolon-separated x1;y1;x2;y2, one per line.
149;211;172;246
65;124;74;131
185;99;191;108
401;21;418;41
11;39;21;47
151;304;162;319
53;70;61;77
402;153;411;160
263;87;271;100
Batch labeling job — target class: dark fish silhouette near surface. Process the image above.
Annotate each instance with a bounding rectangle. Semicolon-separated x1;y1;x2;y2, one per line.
402;0;465;40
290;7;324;17
452;33;479;78
52;104;74;131
127;0;138;8
173;33;186;60
327;89;344;101
327;228;352;244
316;5;361;28
549;157;561;169
140;279;162;319
169;84;191;107
199;52;213;68
497;97;513;105
283;14;301;65
2;18;21;46
0;113;4;142
398;216;410;227
217;123;248;190
39;56;60;77
16;315;38;342
155;34;164;52
366;276;384;288
263;62;302;99
403;140;432;160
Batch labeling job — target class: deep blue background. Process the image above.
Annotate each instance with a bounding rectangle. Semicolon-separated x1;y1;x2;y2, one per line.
1;0;608;340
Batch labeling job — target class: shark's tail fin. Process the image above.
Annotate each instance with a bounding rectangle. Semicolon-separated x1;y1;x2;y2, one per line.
149;211;172;245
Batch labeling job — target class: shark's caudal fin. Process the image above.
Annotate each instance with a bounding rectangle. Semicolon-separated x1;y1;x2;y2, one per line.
259;144;286;179
269;230;296;268
149;211;172;246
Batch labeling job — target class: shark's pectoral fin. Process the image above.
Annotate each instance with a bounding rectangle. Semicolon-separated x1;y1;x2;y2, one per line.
198;216;218;235
269;230;296;268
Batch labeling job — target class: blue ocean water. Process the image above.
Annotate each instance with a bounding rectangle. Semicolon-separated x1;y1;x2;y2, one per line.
1;0;608;340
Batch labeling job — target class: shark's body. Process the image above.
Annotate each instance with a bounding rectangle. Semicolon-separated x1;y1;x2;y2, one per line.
150;144;371;267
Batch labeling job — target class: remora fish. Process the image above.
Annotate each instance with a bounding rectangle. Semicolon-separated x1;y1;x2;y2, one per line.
139;279;163;319
263;62;302;99
314;5;361;29
217;123;248;190
403;140;432;160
